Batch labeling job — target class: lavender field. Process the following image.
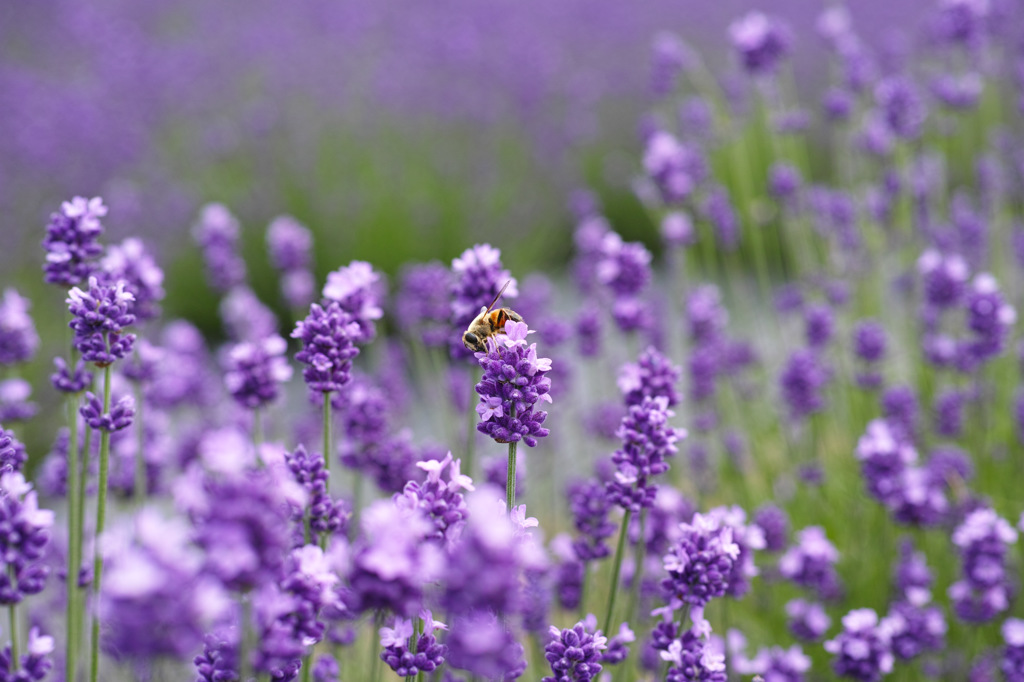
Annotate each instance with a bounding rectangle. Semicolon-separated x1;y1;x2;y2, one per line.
2;0;1024;680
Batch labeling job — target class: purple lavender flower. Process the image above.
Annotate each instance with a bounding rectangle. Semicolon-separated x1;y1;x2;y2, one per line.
687;286;728;344
0;290;38;366
66;276;136;365
80;391;135;432
176;462;302;593
597;233;652;298
292;302;360;395
396;453;474;547
662;512;740;609
322;260;384;344
917;249;969;310
396;262;453;347
855;419;917;507
779;349;830;421
618;346;682;408
662;628;726;682
474;320;552;446
442;487;546;618
707;505;766;599
779;526;842;600
769;162;802;200
824;609;895;682
346;499;443;616
0;473;54;605
223;335;293;409
933;388;965;437
886;600;946;661
950;507;1017;623
704;185;739;250
568;478;615;561
312;654;340;682
576;306;602;358
99;509;214;662
145;320;215;409
0;627;54;681
607;396;684;512
786;599;831;641
543;616;608;682
601;623;635;666
875;75;927;140
379;611;448;676
729;11;792;75
100;237;165;321
448;244;516;358
266;215;313;272
1002;618;1024;682
446;610;526;680
643;130;708;204
0;380;36;423
934;0;990;46
893;539;934;604
42;196;106;286
220;286;279;342
804;304;835;348
192;202;247;293
754;504;789;553
881;385;919;441
285;446;349;541
661;211;695;248
0;428;26;475
650;32;694;96
964;273;1015;364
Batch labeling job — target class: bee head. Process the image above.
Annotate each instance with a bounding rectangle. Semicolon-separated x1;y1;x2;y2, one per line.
462;331;483;353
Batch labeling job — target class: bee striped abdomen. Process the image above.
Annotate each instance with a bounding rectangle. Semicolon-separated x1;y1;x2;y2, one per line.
490;309;510;332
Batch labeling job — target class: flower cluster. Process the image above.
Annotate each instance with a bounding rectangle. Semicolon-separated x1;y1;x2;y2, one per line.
0;289;39;367
42;196;107;286
284;446;349;542
266;215;315;309
824;609;896;682
222;335;293;409
292;302;361;395
379;611;448;677
543;616;608;682
66;276;136;365
322;261;384;344
396;453;474;547
192;203;247;293
606;396;683;511
0;473;54;605
662;512;740;609
474;320;552;446
949;507;1017;623
449;243;517;359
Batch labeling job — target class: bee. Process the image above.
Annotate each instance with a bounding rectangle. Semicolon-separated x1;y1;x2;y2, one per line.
462;280;523;353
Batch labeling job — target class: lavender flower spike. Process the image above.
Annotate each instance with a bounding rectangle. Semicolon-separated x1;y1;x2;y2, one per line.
474;319;552;446
223;335;294;409
322;261;384;344
824;609;896;682
42;196;106;286
0;290;39;366
292;302;360;395
66;276;136;366
543;615;608;682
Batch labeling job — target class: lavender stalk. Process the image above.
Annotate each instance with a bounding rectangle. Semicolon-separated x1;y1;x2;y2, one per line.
88;363;112;682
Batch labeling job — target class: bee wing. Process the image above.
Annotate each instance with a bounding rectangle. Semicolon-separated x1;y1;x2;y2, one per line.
484;279;512;314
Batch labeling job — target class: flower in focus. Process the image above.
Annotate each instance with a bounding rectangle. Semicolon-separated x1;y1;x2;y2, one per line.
66;276;137;366
322;260;385;344
292;302;361;395
42;196;107;286
474;319;552;446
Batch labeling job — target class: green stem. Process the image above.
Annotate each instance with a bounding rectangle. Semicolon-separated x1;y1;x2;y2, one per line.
464;368;479;479
8;566;17;671
133;382;146;505
369;611;383;682
75;423;92;676
603;508;632;636
506;440;518;517
626;510;648;628
253;408;263;453
239;595;253;682
66;391;81;682
577;563;589;621
89;364;113;682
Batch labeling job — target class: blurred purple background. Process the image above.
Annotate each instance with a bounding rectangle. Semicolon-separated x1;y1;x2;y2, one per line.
0;0;925;266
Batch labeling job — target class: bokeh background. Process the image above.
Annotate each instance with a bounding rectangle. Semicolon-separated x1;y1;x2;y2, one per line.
3;0;921;302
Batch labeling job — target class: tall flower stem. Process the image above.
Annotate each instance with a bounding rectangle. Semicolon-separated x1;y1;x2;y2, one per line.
626;510;648;623
505;440;518;517
8;565;18;671
133;382;146;504
88;363;113;682
74;421;92;676
65;389;81;682
239;594;253;682
603;508;632;636
323;392;333;484
464;367;480;479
